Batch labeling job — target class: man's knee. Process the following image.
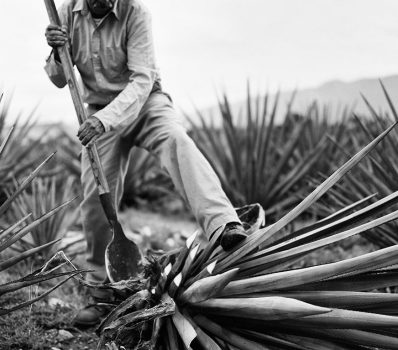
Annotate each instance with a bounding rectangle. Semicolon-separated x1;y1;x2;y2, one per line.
149;124;192;153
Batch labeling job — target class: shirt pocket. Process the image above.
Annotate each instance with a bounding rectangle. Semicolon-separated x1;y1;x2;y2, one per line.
103;47;128;81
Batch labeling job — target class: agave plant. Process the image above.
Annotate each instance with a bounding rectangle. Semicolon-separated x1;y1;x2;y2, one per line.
89;113;398;349
0;127;83;316
3;174;80;259
187;86;338;221
0;91;51;188
310;83;398;248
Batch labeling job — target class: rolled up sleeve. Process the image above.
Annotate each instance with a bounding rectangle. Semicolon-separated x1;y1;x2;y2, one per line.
43;4;69;89
93;5;157;132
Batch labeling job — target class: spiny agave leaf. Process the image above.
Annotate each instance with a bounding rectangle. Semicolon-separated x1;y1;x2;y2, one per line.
0;272;80;316
180;244;200;283
184;312;222;350
292;308;398;329
165;317;181;350
237;330;325;350
194;315;270;350
309;328;398;349
0;152;56;216
221;244;398;296
0;213;31;243
249;190;398;261
267;140;326;202
0;267;84;295
258;90;280;175
248;330;349;350
380;79;398;121
272;193;377;246
237;199;398;275
171;307;197;349
179;268;239;304
289;269;398;292
215;120;398;273
0;238;60;272
165;231;198;289
351;114;398;185
193;297;330;320
263;120;307;196
0;125;15;158
260;291;398;311
184;260;217;288
0;197;75;252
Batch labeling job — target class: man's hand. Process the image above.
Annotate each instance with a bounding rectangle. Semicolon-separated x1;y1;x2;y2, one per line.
45;24;68;48
77;117;105;146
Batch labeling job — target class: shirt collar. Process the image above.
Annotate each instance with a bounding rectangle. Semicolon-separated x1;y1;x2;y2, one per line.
72;0;120;20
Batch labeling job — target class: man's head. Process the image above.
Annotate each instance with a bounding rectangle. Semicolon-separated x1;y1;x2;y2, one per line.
86;0;116;18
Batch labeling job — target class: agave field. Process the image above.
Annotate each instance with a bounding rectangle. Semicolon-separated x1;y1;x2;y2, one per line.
2;84;398;349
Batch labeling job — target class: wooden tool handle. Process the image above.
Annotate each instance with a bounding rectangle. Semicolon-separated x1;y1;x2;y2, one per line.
44;0;110;195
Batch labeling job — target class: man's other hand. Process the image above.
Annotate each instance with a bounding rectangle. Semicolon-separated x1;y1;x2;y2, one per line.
78;117;105;146
45;24;68;48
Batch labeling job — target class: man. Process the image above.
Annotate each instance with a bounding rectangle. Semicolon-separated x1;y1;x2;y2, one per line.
45;0;247;326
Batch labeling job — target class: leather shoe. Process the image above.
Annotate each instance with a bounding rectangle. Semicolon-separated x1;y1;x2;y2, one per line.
73;302;113;327
220;222;248;251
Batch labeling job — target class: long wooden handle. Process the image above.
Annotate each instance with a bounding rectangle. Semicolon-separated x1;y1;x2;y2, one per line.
44;0;110;195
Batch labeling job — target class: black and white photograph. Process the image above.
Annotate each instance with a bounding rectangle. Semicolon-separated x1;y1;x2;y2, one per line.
1;0;398;349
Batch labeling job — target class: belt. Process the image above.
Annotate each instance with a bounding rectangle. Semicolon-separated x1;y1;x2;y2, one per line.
88;80;163;111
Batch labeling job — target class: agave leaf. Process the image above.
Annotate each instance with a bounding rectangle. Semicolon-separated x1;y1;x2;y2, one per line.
182;311;222;350
0;213;31;242
171;306;197;349
165;317;182;350
193;297;330;320
380;79;398;121
194;315;271;350
272;194;376;246
221;244;398;296
0;239;60;272
165;231;198;289
289;269;398;292
0;198;75;253
264;120;307;196
215;120;398;273
179;268;239;304
238;330;336;350
184;260;217;288
237;194;398;275
0;268;84;296
308;328;398;349
0;152;56;217
0;272;80;316
252;291;398;312
0;125;15;158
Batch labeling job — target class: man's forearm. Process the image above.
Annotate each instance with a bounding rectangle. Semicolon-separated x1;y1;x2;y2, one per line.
93;67;157;132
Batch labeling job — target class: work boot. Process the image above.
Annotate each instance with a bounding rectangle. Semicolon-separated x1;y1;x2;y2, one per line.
73;297;114;327
220;222;248;251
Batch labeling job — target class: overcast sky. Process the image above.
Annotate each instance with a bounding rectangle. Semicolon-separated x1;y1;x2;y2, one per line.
0;0;397;128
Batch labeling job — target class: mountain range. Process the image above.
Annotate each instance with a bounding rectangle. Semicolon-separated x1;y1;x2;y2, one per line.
202;74;398;123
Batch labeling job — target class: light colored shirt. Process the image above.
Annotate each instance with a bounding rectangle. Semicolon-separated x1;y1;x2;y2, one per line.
44;0;160;132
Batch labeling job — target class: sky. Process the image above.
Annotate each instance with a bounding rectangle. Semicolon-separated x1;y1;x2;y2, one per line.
0;0;398;128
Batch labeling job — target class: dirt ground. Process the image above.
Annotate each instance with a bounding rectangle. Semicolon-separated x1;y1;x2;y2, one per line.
0;207;198;350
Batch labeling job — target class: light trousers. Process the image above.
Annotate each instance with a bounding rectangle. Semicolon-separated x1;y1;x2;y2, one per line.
80;92;240;281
